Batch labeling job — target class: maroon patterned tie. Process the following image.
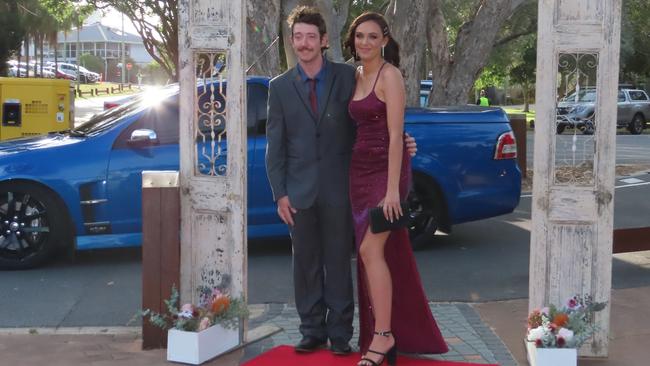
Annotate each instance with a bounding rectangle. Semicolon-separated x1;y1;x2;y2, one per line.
308;78;318;116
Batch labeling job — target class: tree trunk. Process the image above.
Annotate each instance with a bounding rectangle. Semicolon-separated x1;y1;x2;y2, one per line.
385;0;428;107
523;80;530;112
24;36;30;78
315;0;351;63
428;0;528;106
40;35;44;76
246;0;282;76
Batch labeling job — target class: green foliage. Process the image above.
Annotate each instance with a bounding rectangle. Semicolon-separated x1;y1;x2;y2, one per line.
621;0;650;81
0;0;26;75
87;0;178;81
509;38;536;86
475;64;508;91
80;53;104;74
142;60;169;85
140;285;249;333
527;294;607;349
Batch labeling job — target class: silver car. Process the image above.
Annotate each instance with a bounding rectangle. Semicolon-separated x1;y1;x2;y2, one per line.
556;88;650;134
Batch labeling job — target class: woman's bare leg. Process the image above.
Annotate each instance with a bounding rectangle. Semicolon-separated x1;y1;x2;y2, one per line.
357;227;395;365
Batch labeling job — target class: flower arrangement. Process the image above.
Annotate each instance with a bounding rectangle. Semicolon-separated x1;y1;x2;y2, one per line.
142;285;249;332
526;294;606;349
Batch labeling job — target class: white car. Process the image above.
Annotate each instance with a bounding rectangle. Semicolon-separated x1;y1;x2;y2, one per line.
58;63;100;83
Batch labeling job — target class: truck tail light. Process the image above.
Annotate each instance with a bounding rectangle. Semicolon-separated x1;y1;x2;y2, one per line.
104;102;119;110
494;131;517;160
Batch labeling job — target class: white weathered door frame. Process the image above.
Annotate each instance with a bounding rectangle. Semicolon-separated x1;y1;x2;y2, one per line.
531;0;621;357
178;0;247;337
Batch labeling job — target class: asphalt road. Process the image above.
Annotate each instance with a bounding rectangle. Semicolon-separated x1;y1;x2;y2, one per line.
1;175;649;328
526;131;650;166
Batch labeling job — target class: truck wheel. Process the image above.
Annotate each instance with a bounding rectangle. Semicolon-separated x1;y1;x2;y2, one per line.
407;176;444;250
0;182;70;270
582;120;595;135
628;114;645;135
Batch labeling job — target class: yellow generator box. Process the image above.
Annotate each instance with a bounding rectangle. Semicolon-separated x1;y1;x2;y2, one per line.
0;77;74;140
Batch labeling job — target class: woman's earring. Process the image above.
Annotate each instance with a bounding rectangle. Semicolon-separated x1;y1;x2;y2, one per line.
381;46;385;58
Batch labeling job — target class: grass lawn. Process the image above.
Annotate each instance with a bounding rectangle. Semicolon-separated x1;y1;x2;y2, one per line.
501;107;536;123
75;82;140;99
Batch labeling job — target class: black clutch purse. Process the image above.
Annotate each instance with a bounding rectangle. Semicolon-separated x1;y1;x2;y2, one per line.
368;202;411;234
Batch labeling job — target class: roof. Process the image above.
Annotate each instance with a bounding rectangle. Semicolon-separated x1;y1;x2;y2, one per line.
57;22;142;44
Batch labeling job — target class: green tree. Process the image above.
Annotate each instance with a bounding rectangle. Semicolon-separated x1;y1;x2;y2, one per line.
509;39;536;112
80;53;104;73
620;0;650;83
86;0;178;81
0;0;26;76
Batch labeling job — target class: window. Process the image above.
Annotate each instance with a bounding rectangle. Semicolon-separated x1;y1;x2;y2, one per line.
629;91;649;101
247;83;268;134
113;100;179;149
618;91;625;102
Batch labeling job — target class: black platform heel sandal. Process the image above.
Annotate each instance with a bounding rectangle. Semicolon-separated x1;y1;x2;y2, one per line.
358;331;397;366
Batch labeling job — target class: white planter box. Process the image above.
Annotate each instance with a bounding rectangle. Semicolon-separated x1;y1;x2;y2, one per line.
526;340;577;366
167;325;239;365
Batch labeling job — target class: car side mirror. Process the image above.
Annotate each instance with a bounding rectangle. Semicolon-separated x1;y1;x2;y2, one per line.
128;129;159;147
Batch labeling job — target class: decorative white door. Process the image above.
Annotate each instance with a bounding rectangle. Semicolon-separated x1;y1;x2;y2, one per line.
531;0;621;357
177;0;247;327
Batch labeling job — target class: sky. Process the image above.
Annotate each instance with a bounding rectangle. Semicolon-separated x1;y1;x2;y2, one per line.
85;8;140;35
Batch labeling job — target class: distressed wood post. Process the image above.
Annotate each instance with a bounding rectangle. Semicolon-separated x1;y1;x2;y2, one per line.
141;171;181;349
531;0;621;357
178;0;248;349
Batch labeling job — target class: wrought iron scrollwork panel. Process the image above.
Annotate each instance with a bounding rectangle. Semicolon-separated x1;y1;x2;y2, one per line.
195;52;228;177
554;52;598;186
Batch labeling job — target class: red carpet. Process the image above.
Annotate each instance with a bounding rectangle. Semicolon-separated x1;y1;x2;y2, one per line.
243;345;498;366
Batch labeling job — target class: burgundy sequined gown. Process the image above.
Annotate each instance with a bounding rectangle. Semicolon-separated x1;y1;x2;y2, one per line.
348;64;448;355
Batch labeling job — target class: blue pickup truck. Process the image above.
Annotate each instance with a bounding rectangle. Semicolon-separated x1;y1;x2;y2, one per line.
0;77;521;269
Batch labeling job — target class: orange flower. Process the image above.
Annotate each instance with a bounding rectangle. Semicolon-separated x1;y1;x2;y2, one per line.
211;295;231;315
553;313;569;327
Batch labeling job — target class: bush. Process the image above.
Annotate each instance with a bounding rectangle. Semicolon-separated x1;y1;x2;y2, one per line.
79;53;104;74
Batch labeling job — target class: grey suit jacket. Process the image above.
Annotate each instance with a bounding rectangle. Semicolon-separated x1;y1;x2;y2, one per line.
265;61;356;209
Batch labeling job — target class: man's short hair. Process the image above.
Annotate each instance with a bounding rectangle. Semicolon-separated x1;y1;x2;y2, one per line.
287;5;327;38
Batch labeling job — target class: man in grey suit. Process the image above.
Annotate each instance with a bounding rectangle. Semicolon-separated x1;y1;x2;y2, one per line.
266;6;416;355
266;6;356;355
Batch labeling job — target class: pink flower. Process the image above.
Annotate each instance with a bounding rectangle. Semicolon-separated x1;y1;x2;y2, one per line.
568;298;578;308
557;336;566;347
535;339;543;347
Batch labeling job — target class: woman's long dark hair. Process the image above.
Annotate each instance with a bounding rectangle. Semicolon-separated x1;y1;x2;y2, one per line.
344;12;400;68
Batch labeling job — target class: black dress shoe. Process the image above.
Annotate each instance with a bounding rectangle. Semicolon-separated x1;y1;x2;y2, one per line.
295;336;327;353
330;340;352;355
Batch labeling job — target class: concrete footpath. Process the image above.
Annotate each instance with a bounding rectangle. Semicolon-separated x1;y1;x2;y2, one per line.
1;285;648;366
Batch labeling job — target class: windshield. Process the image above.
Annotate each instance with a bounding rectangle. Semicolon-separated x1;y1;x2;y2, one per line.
562;89;597;103
73;85;179;135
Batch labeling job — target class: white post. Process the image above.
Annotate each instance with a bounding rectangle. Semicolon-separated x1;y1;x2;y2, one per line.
178;0;248;349
121;12;126;84
531;0;622;357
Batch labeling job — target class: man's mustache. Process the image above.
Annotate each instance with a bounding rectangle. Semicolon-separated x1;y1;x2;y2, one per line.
297;47;314;52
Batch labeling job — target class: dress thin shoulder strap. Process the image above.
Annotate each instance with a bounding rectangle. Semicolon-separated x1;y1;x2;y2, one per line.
371;62;388;92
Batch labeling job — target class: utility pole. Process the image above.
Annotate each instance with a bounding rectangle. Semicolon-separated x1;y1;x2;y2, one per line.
76;10;81;90
121;12;126;84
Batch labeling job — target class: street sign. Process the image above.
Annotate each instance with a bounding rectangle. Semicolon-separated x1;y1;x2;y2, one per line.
126;63;132;71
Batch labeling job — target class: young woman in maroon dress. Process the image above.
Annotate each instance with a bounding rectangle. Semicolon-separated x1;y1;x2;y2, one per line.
344;12;449;366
